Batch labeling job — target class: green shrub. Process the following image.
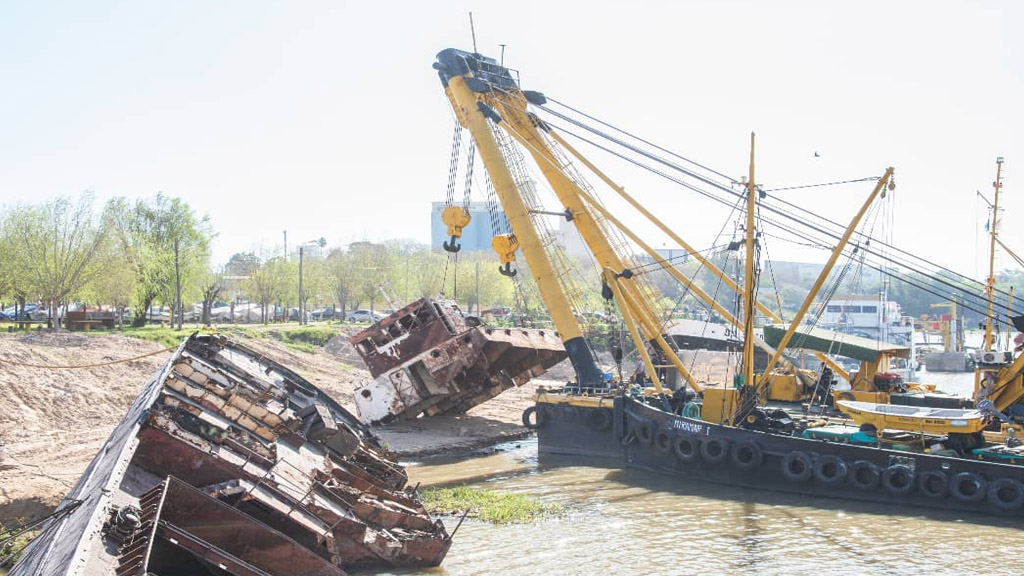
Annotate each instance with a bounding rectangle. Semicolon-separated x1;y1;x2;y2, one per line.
420;486;562;524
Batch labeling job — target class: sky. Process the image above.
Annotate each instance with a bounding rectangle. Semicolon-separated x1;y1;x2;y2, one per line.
2;0;1022;281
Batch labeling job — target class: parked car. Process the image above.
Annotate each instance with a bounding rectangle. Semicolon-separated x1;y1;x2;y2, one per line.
346;309;384;323
311;308;339;321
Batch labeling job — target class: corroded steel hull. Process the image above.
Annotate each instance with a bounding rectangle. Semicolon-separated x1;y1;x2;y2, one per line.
351;298;567;423
13;334;451;576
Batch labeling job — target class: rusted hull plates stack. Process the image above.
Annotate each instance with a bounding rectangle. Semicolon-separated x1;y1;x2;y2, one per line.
13;334;451;576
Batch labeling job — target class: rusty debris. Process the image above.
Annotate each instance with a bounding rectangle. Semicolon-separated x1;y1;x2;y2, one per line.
12;333;450;576
351;298;568;423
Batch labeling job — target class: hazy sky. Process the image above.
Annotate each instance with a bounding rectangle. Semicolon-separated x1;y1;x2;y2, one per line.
2;0;1022;280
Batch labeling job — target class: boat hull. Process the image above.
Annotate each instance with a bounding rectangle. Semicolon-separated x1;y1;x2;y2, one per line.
535;394;1024;516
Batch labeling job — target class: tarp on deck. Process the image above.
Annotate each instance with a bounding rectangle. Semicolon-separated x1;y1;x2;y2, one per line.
763;324;910;363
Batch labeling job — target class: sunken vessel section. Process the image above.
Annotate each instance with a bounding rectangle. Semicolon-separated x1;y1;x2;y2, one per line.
12;333;451;576
351;297;567;424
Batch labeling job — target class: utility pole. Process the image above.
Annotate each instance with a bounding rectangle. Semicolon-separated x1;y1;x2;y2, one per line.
299;246;305;325
174;237;182;330
283;230;288;260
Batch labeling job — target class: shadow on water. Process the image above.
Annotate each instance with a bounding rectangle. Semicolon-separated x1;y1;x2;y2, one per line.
576;464;1023;530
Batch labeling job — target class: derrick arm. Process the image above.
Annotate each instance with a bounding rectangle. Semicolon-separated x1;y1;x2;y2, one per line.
436;49;693;392
755;169;895;390
436;49;602;385
548;132;851;382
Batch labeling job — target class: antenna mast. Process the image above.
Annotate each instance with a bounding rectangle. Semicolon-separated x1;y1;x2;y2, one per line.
469;12;478;53
984;156;1005;351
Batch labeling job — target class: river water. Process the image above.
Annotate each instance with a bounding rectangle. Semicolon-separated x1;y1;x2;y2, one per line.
376;370;1017;576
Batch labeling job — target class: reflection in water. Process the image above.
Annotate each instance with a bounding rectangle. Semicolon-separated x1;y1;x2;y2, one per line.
383;436;1017;576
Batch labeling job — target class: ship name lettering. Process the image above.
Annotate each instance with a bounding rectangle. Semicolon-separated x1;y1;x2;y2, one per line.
671;420;705;434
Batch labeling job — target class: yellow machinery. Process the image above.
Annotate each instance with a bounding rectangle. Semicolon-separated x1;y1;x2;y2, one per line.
432;48;1024;435
434;48;867;412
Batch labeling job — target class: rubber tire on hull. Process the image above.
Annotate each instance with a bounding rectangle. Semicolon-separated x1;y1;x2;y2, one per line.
730;441;763;471
701;437;730;465
881;465;916;495
635;419;656;445
986;477;1024;511
586;408;613;431
654;430;674;453
848;461;881;491
812;455;847;486
781;452;813;482
522;406;543;430
950;472;987;504
674;436;700;463
918;470;949;498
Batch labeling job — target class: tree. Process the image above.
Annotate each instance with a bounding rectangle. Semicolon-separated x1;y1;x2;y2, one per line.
200;270;226;325
6;194;106;329
348;242;389;312
326;247;354;318
245;257;294;324
106;193;213;327
86;239;136;330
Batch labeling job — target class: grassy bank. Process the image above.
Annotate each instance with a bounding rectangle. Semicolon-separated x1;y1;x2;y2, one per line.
89;322;342;353
420;486;562;524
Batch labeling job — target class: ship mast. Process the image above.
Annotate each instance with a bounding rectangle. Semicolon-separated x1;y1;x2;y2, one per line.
984;156;1005;351
742;133;757;391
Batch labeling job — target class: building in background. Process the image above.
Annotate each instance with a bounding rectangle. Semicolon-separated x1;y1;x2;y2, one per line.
430;201;512;253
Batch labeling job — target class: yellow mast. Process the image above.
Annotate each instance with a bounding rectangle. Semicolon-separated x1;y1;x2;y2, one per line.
742;133;757;389
1007;287;1015;352
976;157;1004;399
985;157;1004;351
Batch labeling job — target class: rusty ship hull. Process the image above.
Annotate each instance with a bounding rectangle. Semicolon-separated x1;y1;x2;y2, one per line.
12;334;450;576
351;298;567;423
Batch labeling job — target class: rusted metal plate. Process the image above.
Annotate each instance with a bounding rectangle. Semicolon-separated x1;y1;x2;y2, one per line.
351;298;567;423
13;333;450;576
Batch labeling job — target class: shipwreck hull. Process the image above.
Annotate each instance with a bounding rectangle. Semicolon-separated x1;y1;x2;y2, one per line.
533;394;1024;516
13;334;451;576
351;298;567;423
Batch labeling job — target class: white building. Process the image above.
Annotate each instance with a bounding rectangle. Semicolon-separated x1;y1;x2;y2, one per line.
821;294;914;345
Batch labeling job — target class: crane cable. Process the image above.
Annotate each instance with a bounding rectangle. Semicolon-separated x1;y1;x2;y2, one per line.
535;100;1024;313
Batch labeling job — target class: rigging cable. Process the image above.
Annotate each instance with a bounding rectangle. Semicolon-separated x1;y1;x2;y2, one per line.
534;101;1024;314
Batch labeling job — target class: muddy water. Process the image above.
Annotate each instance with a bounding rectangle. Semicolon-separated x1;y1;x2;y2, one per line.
387;381;1019;576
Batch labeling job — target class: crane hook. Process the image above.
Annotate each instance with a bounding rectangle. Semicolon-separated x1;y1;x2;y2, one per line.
443;236;462;253
498;263;518;277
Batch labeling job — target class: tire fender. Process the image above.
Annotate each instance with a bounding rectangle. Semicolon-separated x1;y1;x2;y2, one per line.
700;437;730;464
730;440;763;471
522;405;543;430
674;435;701;462
848;460;881;491
950;471;987;503
881;464;916;495
987;477;1024;511
781;452;814;482
812;454;847;485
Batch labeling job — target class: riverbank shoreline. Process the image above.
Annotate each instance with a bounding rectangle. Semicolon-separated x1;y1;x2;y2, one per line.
0;330;542;523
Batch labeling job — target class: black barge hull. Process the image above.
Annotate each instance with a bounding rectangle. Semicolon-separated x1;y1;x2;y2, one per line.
534;396;1024;516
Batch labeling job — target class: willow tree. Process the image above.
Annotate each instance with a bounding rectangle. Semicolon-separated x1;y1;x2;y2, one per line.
105;193;212;327
5;193;107;328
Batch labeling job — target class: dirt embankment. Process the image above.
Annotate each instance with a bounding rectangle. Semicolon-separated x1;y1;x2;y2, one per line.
0;328;537;522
